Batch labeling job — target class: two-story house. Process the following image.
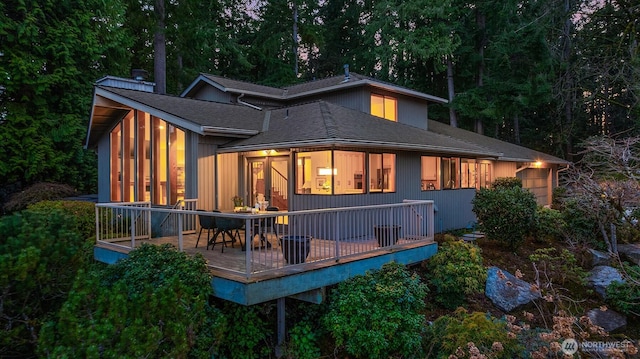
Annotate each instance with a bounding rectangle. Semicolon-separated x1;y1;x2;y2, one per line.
87;70;567;231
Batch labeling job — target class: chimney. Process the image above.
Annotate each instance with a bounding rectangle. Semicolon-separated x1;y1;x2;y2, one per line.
343;64;350;82
131;69;148;81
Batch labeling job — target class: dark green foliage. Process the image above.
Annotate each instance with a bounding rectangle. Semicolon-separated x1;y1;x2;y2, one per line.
557;196;600;246
27;200;96;240
492;177;523;189
283;320;321;359
322;262;427;359
424;309;522;359
606;264;640;317
472;186;537;250
426;240;487;309
528;248;587;288
2;182;78;214
0;0;129;193
38;244;222;358
534;206;565;243
215;302;272;359
0;209;93;358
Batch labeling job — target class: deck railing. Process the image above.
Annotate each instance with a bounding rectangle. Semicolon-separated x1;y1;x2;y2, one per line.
95;200;435;278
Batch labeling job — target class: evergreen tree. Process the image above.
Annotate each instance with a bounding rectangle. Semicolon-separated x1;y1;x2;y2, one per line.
0;0;130;193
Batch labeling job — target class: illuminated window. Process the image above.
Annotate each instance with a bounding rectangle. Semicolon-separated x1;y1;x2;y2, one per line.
295;150;392;195
109;112;185;205
369;153;396;192
420;156;440;190
370;94;397;121
460;159;477;188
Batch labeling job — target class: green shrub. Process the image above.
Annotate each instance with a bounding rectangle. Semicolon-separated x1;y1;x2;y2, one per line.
534;206;565;243
38;244;222;358
426;240;487;309
28;200;96;240
284;320;321;359
2;182;78;214
558;196;600;246
424;309;522;359
0;209;92;358
492;177;522;189
322;262;427;359
606;264;640;317
472;186;537;250
529;247;588;288
217;302;272;359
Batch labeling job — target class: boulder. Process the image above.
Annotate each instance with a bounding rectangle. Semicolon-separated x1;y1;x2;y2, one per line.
587;266;624;298
588;248;611;267
618;244;640;265
485;266;541;312
586;308;627;333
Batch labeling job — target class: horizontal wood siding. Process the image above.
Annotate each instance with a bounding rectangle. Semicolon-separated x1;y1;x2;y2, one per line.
289;151;476;231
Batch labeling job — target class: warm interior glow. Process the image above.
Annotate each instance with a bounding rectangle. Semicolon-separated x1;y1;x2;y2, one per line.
534;161;543;168
318;167;337;175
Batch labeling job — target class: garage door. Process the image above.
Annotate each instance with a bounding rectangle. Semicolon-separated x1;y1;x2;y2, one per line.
517;168;550;206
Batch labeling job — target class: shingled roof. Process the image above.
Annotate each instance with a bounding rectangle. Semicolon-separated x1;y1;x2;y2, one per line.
185;72;448;104
427;120;569;164
218;101;500;157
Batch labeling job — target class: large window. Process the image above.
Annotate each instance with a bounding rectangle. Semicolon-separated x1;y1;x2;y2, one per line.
370;94;397;121
295;150;395;195
421;156;492;190
110;111;185;205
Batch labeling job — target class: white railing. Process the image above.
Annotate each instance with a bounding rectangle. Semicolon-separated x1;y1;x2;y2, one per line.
95;200;435;278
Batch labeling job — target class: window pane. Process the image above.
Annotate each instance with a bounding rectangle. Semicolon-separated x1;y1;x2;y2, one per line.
169;125;185;204
369;153;382;192
442;157;459;189
334;150;364;194
382;153;396;191
153;117;167;205
384;97;397;121
110;123;122;201
421;156;439;190
138;112;151;202
295;150;332;195
461;159;476;188
370;94;384;118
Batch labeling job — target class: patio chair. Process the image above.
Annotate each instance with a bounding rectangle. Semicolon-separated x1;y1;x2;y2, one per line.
252;206;279;250
210;216;244;253
196;210;216;248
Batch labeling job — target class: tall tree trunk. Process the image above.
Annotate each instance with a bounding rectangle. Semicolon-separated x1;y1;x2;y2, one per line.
154;0;166;94
475;8;486;135
447;55;458;127
292;2;299;77
513;114;520;144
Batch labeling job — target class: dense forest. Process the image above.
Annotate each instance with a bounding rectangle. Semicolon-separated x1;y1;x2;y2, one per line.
1;0;638;199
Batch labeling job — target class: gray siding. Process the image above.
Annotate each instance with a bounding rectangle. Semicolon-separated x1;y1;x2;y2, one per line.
191;86;234;103
197;139;217;211
97;134;111;203
398;97;428;130
290;88;367;112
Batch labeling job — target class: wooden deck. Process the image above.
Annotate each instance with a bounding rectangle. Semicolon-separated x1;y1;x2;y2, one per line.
95;230;435;283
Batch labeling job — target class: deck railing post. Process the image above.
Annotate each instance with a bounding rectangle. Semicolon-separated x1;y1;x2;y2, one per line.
177;211;184;251
245;217;252;278
130;207;136;249
334;211;340;260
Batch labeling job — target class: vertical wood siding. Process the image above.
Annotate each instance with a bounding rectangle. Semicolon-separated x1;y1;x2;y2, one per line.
197;141;217;210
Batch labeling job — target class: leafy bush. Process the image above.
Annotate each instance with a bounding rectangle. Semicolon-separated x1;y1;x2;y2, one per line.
217;302;272;359
558;196;600;246
28;200;96;240
0;209;92;358
284;320;321;359
606;264;640;317
38;244;222;358
472;186;537;250
529;247;588;288
426;240;487;309
492;177;523;189
534;206;565;243
2;182;78;214
322;262;427;359
424;309;522;359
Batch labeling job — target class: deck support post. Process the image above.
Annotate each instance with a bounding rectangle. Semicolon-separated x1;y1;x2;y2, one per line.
275;297;285;358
